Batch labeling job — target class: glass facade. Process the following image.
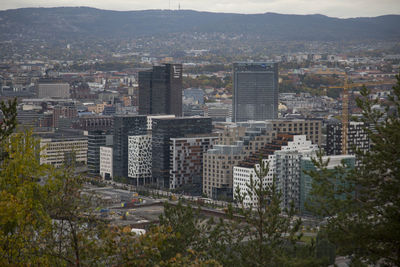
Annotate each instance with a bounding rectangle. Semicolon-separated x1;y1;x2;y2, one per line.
233;62;278;122
139;64;183;117
112;115;147;179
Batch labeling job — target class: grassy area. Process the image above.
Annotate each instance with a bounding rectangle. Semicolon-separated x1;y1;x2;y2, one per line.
299;235;315;244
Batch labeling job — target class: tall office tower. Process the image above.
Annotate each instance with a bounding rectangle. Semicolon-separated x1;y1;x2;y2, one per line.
112;115;147;179
87;130;113;176
139;64;183;117
233;62;278;122
326;121;369;155
152;117;212;188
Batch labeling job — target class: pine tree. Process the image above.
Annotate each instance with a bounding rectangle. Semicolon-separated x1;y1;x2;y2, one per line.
308;72;400;265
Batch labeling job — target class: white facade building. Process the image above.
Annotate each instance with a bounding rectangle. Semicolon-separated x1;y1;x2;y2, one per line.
100;146;113;180
275;135;318;211
233;134;317;208
233;154;275;208
128;135;152;185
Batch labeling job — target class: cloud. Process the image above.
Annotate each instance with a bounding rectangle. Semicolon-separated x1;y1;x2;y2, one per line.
0;0;399;18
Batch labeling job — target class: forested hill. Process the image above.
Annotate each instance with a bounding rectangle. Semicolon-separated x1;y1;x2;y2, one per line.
0;7;399;41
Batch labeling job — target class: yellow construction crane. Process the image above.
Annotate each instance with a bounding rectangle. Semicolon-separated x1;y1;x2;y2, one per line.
342;74;349;155
322;79;389;154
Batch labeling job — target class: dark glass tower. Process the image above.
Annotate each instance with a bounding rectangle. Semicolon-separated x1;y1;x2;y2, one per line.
112;115;147;179
233;62;278;122
139;64;183;117
152;117;212;188
87;130;113;176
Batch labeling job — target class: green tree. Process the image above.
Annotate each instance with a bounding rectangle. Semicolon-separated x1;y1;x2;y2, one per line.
0;131;53;265
158;158;323;266
0;98;17;144
0;101;220;266
308;72;400;265
233;158;320;266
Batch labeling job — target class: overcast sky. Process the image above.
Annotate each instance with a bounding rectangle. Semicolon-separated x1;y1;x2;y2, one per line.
1;0;399;18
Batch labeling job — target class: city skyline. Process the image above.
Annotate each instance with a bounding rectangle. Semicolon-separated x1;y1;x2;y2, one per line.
1;0;399;18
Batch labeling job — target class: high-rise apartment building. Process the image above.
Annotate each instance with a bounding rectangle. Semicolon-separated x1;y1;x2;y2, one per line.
87;131;113;176
112;115;147;179
326;121;369;155
139;64;183;117
203;121;277;200
233;62;278;122
170;136;218;191
152;117;212;188
233;134;317;208
100;146;113;180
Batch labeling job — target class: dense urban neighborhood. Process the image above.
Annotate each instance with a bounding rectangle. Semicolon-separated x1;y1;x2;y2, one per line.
0;6;399;267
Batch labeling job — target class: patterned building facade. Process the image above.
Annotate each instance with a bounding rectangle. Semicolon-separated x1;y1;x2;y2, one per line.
326;121;369;155
128;135;152;185
152;117;213;188
113;115;147;178
170;136;218;190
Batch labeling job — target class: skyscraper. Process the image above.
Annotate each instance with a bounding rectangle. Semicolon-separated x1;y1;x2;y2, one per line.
139;64;183;117
233;62;278;122
87;130;113;176
112;115;147;179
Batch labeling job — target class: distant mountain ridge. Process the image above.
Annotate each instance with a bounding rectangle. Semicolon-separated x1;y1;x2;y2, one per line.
0;7;399;41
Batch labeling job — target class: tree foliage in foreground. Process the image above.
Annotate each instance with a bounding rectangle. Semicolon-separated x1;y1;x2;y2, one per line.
159;159;325;266
307;72;400;266
0;100;218;266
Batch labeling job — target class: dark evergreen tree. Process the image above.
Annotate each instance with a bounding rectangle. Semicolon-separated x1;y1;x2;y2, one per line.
308;72;400;265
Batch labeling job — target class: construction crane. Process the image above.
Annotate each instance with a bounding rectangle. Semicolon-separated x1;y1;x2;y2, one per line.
322;78;390;154
342;74;349;155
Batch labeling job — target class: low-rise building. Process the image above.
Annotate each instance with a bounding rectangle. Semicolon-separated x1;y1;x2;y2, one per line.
38;83;70;98
39;134;87;167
